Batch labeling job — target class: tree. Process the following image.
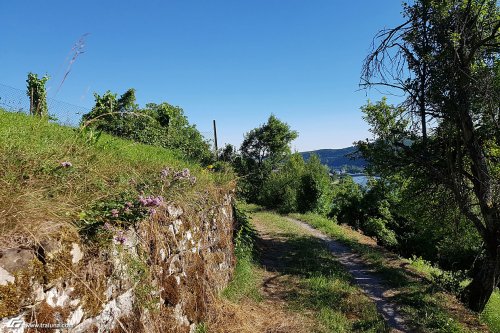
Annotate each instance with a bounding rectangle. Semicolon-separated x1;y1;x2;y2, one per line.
360;0;500;311
219;144;237;162
238;115;298;202
240;115;298;167
26;73;49;117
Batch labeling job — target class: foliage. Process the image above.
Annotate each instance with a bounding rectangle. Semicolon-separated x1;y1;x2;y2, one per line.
297;154;334;215
332;177;398;248
240;114;298;167
360;0;500;311
232;202;257;258
218;143;237;163
237;115;298;202
259;153;305;213
81;89;212;163
26;72;49;117
258;153;334;215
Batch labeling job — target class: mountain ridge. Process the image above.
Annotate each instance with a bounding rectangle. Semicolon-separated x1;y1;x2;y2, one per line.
300;146;366;172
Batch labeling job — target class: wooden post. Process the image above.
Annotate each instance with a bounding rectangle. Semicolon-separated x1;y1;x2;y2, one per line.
29;87;34;115
213;119;218;159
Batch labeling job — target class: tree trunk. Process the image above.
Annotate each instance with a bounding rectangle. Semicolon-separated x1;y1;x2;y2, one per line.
463;247;500;312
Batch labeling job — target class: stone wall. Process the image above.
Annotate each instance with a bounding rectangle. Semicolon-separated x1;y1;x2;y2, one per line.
0;193;235;333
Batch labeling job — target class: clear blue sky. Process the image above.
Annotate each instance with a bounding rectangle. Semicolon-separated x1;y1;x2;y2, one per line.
1;1;404;151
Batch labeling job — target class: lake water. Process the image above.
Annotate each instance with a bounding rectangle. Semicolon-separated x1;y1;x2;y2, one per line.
334;174;377;187
351;175;370;187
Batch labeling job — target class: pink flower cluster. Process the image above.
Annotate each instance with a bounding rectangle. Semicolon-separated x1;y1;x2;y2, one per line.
61;161;73;168
161;167;197;185
174;168;197;184
138;195;165;207
160;167;171;178
111;209;119;218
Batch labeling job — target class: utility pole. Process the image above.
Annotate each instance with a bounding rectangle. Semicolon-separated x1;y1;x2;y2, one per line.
213;119;218;159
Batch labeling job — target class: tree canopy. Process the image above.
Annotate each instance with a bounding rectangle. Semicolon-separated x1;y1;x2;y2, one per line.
359;0;500;311
240;114;298;167
81;89;211;163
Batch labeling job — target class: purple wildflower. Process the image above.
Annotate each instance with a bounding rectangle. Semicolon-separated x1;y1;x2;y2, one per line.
190;176;197;185
124;207;131;214
149;208;157;216
151;196;164;206
114;235;126;244
61;161;73;168
114;230;126;244
124;201;133;208
139;195;164;207
138;195;148;206
160;167;171;178
103;222;112;230
111;209;119;218
173;168;192;181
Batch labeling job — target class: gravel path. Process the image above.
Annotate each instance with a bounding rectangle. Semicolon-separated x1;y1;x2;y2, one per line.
285;217;410;333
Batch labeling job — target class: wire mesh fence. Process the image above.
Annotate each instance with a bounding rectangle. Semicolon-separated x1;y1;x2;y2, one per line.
0;83;90;126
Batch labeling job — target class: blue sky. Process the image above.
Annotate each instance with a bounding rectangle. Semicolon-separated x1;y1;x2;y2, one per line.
1;1;404;151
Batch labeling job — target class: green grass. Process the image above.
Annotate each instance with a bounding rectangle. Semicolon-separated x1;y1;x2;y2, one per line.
407;256;443;278
0;111;233;246
481;290;500;333
252;211;387;332
221;203;262;302
221;242;262;302
288;212;487;333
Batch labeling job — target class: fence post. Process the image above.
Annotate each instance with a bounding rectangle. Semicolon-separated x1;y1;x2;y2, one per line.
29;87;34;115
213;119;218;160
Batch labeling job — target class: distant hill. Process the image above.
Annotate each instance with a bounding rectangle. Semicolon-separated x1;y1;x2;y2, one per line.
300;146;367;172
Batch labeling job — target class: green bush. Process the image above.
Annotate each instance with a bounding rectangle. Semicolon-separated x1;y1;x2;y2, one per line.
298;154;333;215
364;217;398;247
259;153;334;215
259;153;304;213
82;89;212;163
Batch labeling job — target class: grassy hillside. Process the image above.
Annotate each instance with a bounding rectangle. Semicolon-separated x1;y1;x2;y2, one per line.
300;146;367;172
0;110;233;249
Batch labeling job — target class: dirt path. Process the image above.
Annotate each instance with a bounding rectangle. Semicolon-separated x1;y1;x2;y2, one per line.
284;217;409;333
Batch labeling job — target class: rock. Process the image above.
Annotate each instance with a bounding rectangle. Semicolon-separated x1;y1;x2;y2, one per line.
70;243;83;264
0;248;34;273
167;205;183;219
0;266;14;286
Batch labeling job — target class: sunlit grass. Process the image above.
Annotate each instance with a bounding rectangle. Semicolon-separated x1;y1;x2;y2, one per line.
252;210;387;332
288;212;486;333
0;110;232;247
481;291;500;333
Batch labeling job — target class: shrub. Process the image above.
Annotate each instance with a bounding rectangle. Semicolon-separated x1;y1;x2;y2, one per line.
81;89;212;163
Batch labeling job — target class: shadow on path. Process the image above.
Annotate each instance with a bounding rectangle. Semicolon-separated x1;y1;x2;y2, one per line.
283;217;410;333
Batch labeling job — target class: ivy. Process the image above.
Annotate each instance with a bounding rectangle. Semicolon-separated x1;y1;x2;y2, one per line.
26;72;49;117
